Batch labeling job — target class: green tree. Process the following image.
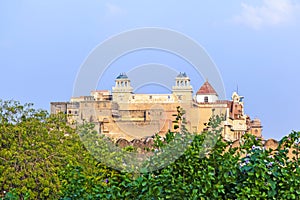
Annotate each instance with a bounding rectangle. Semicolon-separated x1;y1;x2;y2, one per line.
0;100;98;199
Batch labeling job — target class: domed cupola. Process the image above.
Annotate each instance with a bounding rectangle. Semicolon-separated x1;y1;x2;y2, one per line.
196;80;218;103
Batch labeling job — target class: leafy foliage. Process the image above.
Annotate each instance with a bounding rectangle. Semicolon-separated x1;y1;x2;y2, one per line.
59;111;300;199
0;100;99;199
0;100;299;199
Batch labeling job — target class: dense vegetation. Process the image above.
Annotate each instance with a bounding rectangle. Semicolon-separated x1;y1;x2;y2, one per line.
0;100;299;199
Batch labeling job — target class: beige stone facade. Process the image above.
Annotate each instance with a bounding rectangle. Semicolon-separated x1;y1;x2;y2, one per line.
50;72;262;141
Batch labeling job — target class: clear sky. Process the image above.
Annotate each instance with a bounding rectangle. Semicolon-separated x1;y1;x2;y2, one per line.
1;0;300;140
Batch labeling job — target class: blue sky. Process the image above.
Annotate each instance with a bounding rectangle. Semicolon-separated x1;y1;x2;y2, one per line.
1;0;300;140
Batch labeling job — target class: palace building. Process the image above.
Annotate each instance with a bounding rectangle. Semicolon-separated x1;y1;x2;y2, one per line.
50;72;262;141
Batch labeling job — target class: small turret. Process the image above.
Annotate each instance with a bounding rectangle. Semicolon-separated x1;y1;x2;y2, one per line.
112;73;133;102
172;72;193;102
196;80;218;103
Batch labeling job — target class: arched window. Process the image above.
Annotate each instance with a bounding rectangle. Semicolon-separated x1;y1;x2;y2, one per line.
204;96;209;103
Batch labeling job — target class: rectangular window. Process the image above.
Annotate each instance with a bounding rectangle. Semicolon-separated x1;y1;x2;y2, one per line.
204;96;209;103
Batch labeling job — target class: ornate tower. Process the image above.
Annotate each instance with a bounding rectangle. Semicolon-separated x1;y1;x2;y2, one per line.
172;72;193;102
231;92;244;118
112;73;133;103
